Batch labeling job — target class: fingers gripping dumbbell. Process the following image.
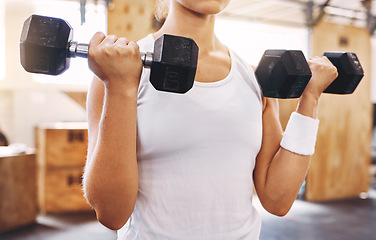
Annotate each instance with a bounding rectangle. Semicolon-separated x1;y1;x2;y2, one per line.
255;50;364;98
20;15;199;94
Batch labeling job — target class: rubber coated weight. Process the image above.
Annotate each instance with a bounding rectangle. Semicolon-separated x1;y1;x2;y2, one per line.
255;50;312;99
20;15;73;75
151;34;198;94
20;15;199;94
323;52;364;94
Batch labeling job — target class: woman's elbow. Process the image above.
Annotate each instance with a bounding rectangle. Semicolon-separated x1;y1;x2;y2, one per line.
266;206;290;217
84;192;134;230
261;200;293;217
82;182;134;230
96;209;130;230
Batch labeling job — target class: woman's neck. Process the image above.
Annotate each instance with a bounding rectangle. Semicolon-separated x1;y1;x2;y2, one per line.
154;1;220;54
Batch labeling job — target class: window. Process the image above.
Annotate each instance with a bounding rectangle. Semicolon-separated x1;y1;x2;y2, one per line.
0;0;5;81
215;18;309;66
32;0;106;85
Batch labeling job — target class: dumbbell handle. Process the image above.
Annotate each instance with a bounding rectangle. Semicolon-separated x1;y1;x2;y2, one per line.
68;41;153;67
69;41;89;58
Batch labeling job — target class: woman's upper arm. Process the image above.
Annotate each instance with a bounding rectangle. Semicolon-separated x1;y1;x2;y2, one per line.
86;76;105;161
253;97;283;189
251;64;282;164
251;64;283;179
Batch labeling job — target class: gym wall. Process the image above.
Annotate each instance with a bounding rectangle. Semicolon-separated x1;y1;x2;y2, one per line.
307;21;372;201
372;37;376;103
279;21;372;201
0;0;160;147
107;0;157;40
0;0;87;146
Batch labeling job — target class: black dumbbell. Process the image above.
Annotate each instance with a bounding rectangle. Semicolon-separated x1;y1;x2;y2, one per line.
322;52;364;94
20;15;199;94
255;50;364;98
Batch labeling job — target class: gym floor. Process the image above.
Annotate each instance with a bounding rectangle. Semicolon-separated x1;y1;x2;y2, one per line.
1;173;375;240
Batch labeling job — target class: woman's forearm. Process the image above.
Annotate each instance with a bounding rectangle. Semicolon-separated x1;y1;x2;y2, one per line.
84;86;139;230
260;148;310;216
296;92;319;118
256;95;318;216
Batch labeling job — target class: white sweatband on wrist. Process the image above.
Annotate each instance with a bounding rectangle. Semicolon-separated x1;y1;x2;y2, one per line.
280;112;320;156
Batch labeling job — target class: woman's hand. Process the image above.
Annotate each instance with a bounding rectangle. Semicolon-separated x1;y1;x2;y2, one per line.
88;32;143;93
302;56;339;101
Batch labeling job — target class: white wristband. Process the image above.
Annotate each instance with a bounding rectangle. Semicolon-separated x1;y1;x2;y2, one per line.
280;112;320;156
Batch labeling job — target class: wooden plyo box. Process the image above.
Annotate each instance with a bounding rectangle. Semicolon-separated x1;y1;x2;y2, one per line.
36;123;89;168
38;167;92;213
0;151;37;233
36;123;92;214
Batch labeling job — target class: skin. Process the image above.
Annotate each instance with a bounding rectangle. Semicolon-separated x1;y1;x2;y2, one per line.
83;0;338;230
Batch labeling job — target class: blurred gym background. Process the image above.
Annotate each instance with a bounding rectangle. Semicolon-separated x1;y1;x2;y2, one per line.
0;0;376;239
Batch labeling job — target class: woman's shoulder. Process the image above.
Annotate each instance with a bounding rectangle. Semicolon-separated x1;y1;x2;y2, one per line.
228;48;263;101
228;48;253;72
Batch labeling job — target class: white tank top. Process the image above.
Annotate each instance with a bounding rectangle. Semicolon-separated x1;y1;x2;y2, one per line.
118;34;263;240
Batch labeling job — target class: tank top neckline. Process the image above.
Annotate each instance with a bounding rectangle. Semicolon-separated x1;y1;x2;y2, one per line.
147;34;234;88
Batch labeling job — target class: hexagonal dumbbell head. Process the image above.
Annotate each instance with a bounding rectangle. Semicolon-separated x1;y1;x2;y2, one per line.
20;15;73;75
255;50;312;99
323;52;364;94
151;34;199;94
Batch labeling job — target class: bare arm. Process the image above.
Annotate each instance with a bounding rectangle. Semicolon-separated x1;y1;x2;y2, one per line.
253;56;338;216
83;33;142;230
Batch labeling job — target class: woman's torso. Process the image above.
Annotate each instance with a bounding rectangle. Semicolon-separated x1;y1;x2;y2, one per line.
118;34;263;240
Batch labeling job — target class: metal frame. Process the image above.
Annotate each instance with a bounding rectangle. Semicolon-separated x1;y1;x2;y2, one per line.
80;0;86;24
221;0;376;34
79;0;112;25
77;0;375;34
364;0;376;34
